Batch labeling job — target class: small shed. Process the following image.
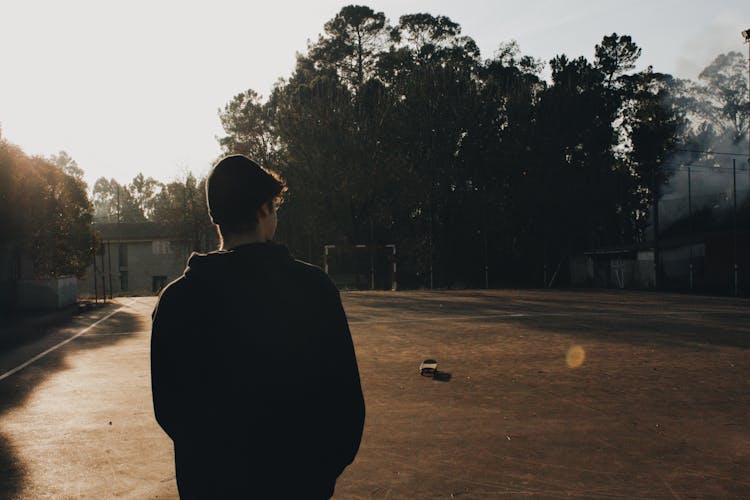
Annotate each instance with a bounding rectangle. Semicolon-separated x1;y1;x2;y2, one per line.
570;245;655;289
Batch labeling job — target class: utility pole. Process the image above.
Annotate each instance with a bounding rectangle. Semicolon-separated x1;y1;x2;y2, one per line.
428;205;434;290
107;241;113;300
743;29;750;160
101;267;106;304
483;229;489;289
93;248;98;304
481;188;489;289
743;28;750;197
385;244;397;291
688;166;693;291
652;167;661;290
733;159;738;296
369;217;375;290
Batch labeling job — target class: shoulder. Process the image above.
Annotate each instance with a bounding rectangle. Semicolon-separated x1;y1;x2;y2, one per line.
159;274;190;302
289;259;339;295
152;275;190;320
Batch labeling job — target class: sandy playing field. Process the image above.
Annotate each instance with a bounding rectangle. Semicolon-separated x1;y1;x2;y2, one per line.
1;289;748;498
336;289;750;498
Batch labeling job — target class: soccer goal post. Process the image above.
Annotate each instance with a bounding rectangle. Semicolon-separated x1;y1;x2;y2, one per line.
323;243;397;290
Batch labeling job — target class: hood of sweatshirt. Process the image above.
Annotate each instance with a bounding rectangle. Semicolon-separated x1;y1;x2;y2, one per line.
182;243;293;282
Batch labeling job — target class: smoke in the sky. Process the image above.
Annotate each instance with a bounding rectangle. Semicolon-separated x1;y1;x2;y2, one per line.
674;8;747;80
659;142;750;233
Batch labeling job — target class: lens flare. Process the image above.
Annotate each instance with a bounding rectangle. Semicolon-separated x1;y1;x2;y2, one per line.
566;345;585;368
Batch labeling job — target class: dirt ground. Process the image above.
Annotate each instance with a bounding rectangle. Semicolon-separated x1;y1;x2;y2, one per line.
0;289;748;499
335;289;750;499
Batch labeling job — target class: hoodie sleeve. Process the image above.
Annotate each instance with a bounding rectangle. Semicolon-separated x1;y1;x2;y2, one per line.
321;283;366;476
150;282;188;442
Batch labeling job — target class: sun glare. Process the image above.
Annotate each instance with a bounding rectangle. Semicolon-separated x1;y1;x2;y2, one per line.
566;345;586;369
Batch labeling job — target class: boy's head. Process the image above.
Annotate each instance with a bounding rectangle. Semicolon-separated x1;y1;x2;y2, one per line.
206;155;286;236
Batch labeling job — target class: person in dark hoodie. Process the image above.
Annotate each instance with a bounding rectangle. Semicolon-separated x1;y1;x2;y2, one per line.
151;154;365;499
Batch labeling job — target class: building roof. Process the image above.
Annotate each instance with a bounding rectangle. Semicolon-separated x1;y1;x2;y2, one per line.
582;228;750;256
93;222;185;241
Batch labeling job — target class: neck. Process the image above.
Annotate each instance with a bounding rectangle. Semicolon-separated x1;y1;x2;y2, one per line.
220;230;268;250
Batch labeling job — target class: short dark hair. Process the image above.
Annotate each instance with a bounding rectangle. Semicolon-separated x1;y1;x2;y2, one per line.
206;155;286;233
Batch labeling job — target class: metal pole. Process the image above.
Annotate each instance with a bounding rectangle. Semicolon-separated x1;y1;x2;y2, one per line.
543;241;547;288
429;233;434;290
107;241;113;299
386;244;397;291
429;260;433;290
93;249;98;304
688;166;693;291
481;192;489;289
742;29;750;188
393;256;397;291
369;218;375;290
323;245;335;274
101;253;106;303
483;229;489;289
733;159;738;296
652;167;660;290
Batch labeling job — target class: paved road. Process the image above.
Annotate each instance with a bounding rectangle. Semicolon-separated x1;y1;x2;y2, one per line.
0;297;177;499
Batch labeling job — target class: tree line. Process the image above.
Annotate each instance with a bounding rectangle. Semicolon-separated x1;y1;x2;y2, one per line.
0;145;94;279
6;5;746;289
91;172;216;253
89;6;748;287
0;138;216;286
211;5;748;287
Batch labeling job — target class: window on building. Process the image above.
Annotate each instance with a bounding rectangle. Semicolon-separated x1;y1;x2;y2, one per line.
118;243;128;267
152;276;168;293
152;240;172;255
120;271;129;291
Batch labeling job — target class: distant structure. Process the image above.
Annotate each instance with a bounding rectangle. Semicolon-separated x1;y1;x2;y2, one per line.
79;222;192;296
570;230;750;295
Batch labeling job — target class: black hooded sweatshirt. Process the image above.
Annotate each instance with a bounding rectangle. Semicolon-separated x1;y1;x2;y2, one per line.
151;243;365;499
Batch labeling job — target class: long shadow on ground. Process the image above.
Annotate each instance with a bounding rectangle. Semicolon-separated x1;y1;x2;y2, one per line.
344;289;750;349
0;302;143;498
516;308;750;349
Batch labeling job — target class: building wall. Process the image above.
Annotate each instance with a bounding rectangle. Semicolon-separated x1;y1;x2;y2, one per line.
569;255;594;287
570;252;655;289
79;239;191;296
635;250;656;289
570;237;749;295
17;276;78;310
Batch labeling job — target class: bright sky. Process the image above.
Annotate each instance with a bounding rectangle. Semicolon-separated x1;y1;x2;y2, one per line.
1;0;748;190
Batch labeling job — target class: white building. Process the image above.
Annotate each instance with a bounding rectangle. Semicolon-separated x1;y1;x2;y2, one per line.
79;223;194;296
